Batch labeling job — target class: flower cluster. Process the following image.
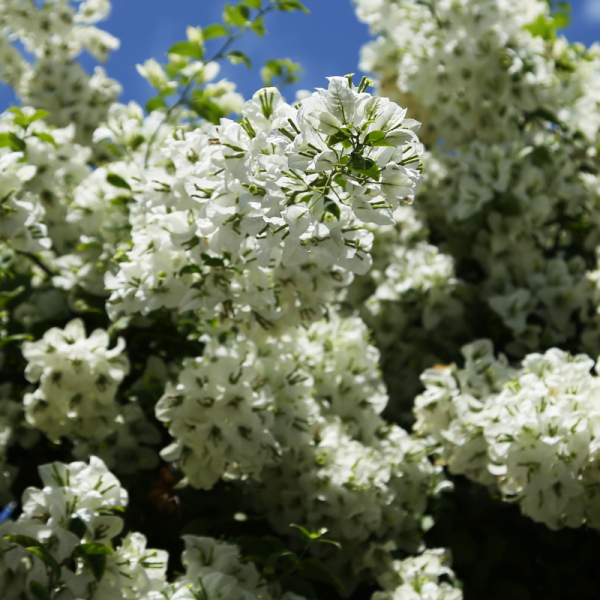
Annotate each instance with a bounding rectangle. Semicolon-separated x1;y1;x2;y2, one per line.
106;79;424;330
0;0;121;146
414;340;600;529
0;456;169;599
22;318;129;444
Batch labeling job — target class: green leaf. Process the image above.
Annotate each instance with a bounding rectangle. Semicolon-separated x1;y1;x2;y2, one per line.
146;96;167;113
168;41;203;60
78;543;114;556
201;253;226;267
364;130;394;147
107;173;131;191
4;535;43;548
9;108;49;128
277;0;310;14
250;15;266;36
73;545;108;582
226;50;252;68
244;0;261;7
0;285;24;310
32;132;57;147
203;23;229;39
27;546;61;581
0;333;34;348
29;582;51;600
188;97;225;124
323;200;340;221
0;132;26;152
67;517;88;539
224;3;250;27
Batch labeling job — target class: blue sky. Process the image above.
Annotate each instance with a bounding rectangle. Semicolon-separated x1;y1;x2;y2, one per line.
1;0;598;108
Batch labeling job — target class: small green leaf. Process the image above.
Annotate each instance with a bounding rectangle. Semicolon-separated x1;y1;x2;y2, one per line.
0;333;34;348
0;286;24;310
364;130;394;147
201;253;225;267
27;547;61;581
78;543;114;556
29;581;51;600
0;132;26;152
250;15;266;36
226;50;252;68
244;0;261;7
107;173;132;191
324;200;340;221
146;96;167;113
4;535;43;548
168;41;204;60
9;108;49;128
73;545;108;582
32;132;57;147
203;23;229;39
277;0;310;14
224;3;250;27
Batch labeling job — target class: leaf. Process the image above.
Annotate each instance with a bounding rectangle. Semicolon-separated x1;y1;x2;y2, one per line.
32;132;57;147
226;50;252;68
203;23;229;39
78;543;114;556
29;582;51;600
244;0;261;7
188;97;225;124
27;546;61;581
4;535;43;548
9;108;49;128
168;41;203;60
0;333;34;348
277;0;310;14
250;15;266;36
146;96;167;113
364;130;394;147
107;173;131;191
73;545;108;582
323;199;340;221
224;3;250;27
201;253;225;267
67;517;88;539
0;132;25;152
0;285;24;310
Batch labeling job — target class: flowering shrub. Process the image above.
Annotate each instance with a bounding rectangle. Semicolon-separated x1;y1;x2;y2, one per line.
0;0;599;598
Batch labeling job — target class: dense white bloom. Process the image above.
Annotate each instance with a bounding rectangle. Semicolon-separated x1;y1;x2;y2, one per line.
0;457;169;599
106;80;423;329
22;318;129;443
414;340;600;529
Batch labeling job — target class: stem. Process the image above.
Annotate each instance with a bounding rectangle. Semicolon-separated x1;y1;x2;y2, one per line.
144;0;282;167
16;250;56;277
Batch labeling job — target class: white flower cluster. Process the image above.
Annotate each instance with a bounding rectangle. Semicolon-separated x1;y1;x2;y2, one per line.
0;0;121;145
353;0;596;144
414;340;600;530
22;318;129;443
0;456;169;600
365;545;462;600
106;79;424;330
0;107;91;261
157;314;398;487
